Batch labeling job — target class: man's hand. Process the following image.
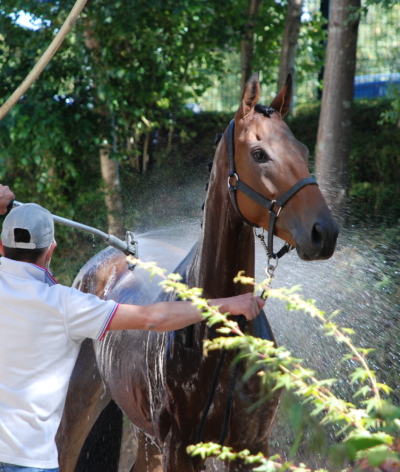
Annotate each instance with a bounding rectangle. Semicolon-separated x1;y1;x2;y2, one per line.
209;293;265;321
0;185;15;215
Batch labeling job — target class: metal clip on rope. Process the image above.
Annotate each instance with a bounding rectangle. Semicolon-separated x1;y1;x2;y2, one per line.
254;227;282;279
254;227;279;300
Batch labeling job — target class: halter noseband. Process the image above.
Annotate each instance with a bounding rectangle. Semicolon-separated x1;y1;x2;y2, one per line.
227;119;318;260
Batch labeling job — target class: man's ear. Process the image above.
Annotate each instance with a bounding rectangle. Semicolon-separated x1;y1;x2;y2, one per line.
45;241;57;265
0;241;4;257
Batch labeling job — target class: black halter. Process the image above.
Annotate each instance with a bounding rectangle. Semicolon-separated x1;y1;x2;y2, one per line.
227;119;318;260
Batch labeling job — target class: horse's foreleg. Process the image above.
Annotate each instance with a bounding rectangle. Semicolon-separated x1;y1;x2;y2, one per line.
162;431;206;472
130;428;202;472
226;420;277;472
56;339;111;472
131;429;163;472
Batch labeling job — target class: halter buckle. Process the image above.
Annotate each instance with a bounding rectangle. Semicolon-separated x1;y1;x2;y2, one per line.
227;173;239;190
271;200;283;218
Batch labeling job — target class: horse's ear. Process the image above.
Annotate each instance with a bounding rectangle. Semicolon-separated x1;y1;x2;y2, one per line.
270;74;292;117
238;72;261;118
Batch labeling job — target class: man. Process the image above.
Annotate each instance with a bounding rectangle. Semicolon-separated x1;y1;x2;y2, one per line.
0;203;264;472
0;185;14;215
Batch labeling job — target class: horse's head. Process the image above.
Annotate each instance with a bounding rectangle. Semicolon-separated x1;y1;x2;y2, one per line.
228;72;339;261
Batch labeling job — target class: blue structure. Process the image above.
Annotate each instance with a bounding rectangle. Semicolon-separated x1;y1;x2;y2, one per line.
354;73;400;99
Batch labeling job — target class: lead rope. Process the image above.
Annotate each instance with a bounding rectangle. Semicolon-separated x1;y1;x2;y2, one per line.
196;350;227;444
195;316;247;448
218;315;246;445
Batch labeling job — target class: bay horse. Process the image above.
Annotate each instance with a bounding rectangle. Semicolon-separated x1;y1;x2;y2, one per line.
56;73;339;472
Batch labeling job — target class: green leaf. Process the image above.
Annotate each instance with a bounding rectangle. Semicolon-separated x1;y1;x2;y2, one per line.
367;448;399;467
354;385;371;398
337;434;389;460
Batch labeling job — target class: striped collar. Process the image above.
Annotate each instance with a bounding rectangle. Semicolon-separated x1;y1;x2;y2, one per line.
0;257;58;287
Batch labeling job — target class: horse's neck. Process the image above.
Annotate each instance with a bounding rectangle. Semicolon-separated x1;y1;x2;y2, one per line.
188;161;255;299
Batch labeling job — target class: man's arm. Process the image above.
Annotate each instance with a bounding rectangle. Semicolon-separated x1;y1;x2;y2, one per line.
108;293;265;332
0;185;15;215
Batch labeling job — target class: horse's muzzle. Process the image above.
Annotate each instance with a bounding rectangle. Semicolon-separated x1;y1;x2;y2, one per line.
295;218;339;261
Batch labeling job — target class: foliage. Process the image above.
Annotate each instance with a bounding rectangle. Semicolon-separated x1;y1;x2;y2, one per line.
356;3;400;76
197;5;329;110
0;0;330;193
128;256;400;470
364;0;399;10
295;10;327;100
0;0;248;274
0;0;226;187
349;99;400;220
0;0;290;174
378;85;400;128
252;1;287;86
0;1;111;268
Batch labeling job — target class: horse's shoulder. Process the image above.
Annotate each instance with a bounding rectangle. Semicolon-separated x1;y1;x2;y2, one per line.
73;237;195;304
73;247;126;298
153;242;198;303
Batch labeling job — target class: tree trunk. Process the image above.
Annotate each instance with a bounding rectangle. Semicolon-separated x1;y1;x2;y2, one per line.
142;131;151;173
100;144;125;236
84;19;125;234
127;129;140;171
315;0;361;218
167;123;174;154
317;0;330;100
240;0;263;97
278;0;303;112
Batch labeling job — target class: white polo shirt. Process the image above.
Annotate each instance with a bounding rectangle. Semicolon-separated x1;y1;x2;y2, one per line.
0;257;119;468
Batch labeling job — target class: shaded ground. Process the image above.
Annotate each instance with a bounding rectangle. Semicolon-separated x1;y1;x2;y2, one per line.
119;420;137;472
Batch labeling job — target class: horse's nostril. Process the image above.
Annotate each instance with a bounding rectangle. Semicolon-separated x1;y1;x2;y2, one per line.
311;223;326;248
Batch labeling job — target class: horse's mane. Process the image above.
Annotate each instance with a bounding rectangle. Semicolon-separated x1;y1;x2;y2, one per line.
254;104;275;117
211;104;274;151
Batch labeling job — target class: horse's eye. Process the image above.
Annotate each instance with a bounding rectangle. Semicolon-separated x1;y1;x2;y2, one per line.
252;150;269;163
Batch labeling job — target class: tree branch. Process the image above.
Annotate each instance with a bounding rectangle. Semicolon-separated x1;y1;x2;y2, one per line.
0;0;88;121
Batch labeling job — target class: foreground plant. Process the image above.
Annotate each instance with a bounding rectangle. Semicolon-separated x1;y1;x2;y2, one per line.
127;256;400;470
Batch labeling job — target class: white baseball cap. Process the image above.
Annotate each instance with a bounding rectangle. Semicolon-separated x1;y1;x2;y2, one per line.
1;203;54;249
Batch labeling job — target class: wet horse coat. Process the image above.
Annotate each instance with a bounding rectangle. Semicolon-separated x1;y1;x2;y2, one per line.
57;74;339;471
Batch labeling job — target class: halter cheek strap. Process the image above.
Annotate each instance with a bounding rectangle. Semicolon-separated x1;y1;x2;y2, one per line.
227;119;318;259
